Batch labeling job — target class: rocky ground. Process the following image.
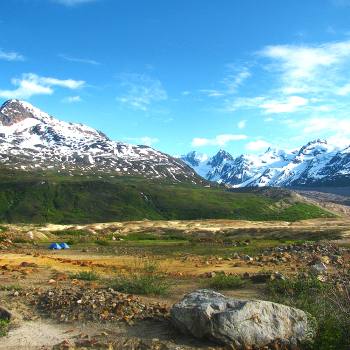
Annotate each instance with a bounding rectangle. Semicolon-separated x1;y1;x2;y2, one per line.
0;219;349;349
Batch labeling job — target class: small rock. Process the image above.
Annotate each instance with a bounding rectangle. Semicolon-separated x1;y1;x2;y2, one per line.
0;306;12;321
310;262;327;275
243;255;253;261
270;272;286;281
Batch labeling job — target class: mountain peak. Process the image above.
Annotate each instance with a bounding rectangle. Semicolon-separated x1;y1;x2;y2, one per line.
0;100;202;183
0;99;51;126
181;151;208;167
306;139;328;147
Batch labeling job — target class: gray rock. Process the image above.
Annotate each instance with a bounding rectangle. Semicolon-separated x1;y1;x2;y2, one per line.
310;262;327;275
0;306;12;321
170;289;316;348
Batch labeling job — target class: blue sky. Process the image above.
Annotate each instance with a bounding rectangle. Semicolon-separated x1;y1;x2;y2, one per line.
1;0;350;156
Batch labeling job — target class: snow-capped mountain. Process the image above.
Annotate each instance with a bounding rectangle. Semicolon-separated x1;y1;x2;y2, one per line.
0;99;200;182
181;140;350;187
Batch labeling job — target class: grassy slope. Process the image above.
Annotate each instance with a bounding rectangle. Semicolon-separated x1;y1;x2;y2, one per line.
0;168;334;224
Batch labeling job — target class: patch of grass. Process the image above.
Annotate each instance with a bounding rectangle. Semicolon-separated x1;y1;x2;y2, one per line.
0;225;8;232
0;319;9;337
0;284;22;291
12;237;29;243
128;238;295;257
71;271;99;281
124;232;160;241
204;273;247;290
266;274;350;350
94;239;111;246
109;262;170;295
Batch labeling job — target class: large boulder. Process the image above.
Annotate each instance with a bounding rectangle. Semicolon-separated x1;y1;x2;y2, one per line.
170;290;316;348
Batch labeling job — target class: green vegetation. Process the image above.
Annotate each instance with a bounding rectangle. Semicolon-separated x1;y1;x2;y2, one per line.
0;168;334;224
94;239;111;246
0;284;22;291
0;319;9;337
267;274;350;350
109;262;170;295
100;237;333;258
123;232;159;241
204;273;247;290
71;271;99;281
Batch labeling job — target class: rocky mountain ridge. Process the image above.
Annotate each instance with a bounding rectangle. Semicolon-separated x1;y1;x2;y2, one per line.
0;99;200;183
181;140;350;187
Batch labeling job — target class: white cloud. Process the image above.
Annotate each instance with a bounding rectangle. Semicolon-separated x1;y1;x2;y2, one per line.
222;65;251;94
59;54;100;65
245;140;271;151
201;65;251;99
224;96;265;112
260;96;308;114
199;89;225;98
336;83;350;96
36;76;85;89
192;134;247;147
225;95;308;114
117;73;167;111
126;136;159;147
208;39;350;124
259;40;350;96
237;120;246;129
302;117;350;134
284;116;350;148
53;0;97;6
140;136;159;146
62;95;82;103
0;73;85;99
0;49;25;62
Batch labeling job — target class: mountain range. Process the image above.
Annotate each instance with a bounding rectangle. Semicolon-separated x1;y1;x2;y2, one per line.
181;141;350;187
0;99;200;183
1;99;349;189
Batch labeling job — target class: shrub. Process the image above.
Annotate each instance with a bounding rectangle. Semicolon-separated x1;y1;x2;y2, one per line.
0;319;9;337
71;271;99;281
12;237;29;243
109;262;170;295
94;239;111;246
266;273;350;350
125;232;159;241
204;273;247;290
0;226;8;232
0;284;22;291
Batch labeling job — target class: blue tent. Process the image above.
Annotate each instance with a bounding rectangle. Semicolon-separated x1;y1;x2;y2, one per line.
59;242;70;249
49;243;62;250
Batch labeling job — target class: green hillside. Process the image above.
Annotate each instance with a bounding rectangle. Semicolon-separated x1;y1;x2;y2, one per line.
0;168;334;224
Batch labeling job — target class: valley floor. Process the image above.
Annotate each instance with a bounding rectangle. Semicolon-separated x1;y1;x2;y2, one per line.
0;218;349;349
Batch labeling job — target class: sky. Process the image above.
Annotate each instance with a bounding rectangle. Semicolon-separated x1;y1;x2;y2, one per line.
1;0;350;157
